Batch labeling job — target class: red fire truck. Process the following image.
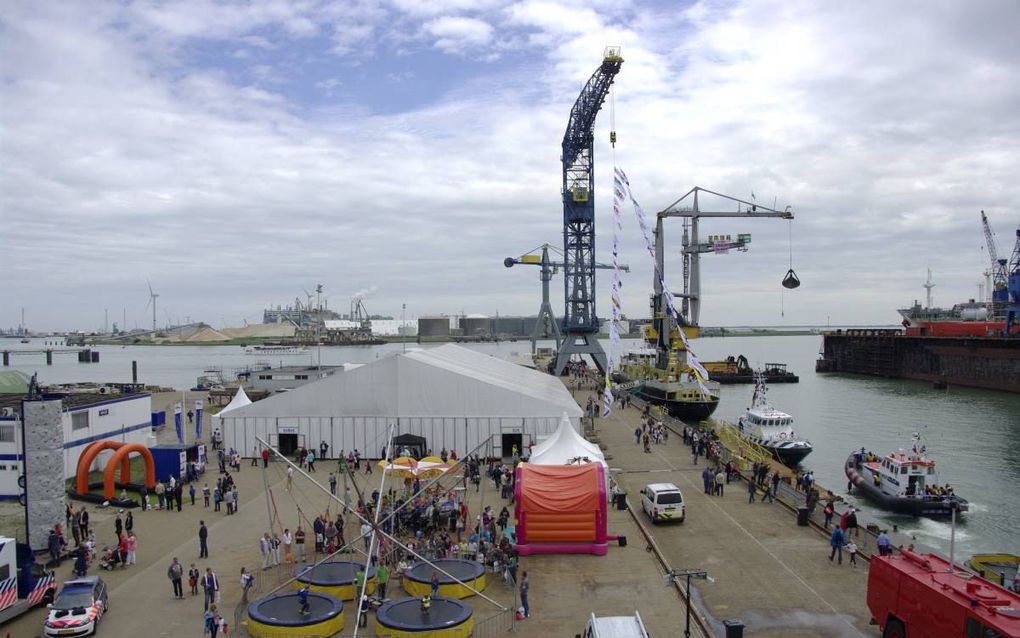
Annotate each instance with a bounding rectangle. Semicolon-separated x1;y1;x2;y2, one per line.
868;547;1020;638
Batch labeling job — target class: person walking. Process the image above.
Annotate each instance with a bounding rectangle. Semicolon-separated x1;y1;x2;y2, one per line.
329;472;337;496
125;531;137;565
761;476;775;503
307;450;316;473
294;526;306;563
714;469;725;497
877;530;892;556
747;478;757;503
261;447;270;468
189;483;196;506
271;533;281;566
846;506;860;539
240;567;255;600
168;557;184;599
847;540;859;567
829;526;846;565
519;570;530;618
286;466;294;491
78;507;90;538
204;567;220;608
283;528;293;563
377;562;389;599
176;483;184;512
204;604;220;638
823;501;835;529
199;521;209;558
203;483;210;507
260;533;272;570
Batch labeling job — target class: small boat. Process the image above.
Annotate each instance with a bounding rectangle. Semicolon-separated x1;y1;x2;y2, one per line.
19;338;29;343
617;349;720;422
968;554;1019;589
244;344;307;355
845;435;968;517
737;373;812;466
703;355;799;384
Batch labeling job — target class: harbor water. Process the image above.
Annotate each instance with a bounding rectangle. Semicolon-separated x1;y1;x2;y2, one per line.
6;335;1019;559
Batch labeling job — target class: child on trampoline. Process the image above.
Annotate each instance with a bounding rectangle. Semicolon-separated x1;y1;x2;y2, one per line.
298;586;311;615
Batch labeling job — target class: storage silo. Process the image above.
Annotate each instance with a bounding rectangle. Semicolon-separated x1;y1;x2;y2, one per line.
461;315;490;336
418;317;451;337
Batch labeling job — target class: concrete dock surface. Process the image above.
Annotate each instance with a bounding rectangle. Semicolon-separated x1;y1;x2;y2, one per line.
3;385;883;637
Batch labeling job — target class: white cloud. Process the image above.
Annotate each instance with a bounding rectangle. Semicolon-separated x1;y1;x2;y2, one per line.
2;0;1019;332
423;16;494;52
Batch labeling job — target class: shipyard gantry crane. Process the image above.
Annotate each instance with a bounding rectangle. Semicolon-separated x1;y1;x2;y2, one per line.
553;47;623;376
505;244;629;354
652;188;792;370
981;210;1010;314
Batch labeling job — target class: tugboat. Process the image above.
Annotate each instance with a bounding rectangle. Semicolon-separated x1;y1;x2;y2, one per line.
737;373;812;466
845;435;969;517
618;349;720;422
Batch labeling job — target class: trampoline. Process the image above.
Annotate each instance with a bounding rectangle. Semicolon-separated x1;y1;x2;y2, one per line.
247;591;345;638
402;559;486;599
375;596;474;638
294;560;377;600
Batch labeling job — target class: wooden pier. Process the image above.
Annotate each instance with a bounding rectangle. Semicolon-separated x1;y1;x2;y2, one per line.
1;348;98;366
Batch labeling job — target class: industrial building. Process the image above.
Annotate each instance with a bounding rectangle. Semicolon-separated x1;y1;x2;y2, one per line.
0;387;153;499
216;344;581;460
248;365;343;394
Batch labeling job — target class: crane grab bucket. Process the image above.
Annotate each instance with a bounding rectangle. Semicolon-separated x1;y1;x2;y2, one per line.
782;269;801;289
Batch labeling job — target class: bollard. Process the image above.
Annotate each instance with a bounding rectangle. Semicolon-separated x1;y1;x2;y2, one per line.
132;360;138;384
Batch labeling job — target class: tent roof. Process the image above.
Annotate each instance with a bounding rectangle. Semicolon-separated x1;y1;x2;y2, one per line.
529;414;605;466
223;344;582;419
216;386;252;417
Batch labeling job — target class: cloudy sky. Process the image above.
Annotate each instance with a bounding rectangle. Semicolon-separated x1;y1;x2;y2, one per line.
3;0;1019;332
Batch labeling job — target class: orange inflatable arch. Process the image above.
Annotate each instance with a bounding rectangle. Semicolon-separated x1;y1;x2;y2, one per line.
76;440;156;500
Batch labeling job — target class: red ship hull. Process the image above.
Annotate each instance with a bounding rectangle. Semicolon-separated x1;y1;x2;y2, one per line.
903;321;1005;337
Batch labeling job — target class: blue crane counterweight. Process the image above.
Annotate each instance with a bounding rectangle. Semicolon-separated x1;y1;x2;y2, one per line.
1006;229;1020;336
554;47;623;377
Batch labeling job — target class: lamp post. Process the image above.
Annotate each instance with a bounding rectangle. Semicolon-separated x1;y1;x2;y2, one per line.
665;568;710;638
402;303;406;353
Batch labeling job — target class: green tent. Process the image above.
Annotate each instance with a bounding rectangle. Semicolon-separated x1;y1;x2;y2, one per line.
0;370;30;395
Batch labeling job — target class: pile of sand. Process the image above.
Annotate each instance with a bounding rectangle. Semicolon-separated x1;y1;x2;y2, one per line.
221;323;296;339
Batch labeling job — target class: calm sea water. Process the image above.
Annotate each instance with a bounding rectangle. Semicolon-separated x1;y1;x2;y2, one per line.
6;335;1019;558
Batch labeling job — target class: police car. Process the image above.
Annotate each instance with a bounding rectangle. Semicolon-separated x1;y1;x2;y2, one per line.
43;576;108;637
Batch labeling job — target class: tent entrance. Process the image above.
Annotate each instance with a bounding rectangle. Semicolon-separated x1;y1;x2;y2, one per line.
501;433;522;459
278;433;299;457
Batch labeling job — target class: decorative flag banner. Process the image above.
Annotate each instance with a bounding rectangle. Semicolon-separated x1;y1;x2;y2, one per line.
603;167;627;417
194;400;203;440
614;166;712;396
174;404;184;445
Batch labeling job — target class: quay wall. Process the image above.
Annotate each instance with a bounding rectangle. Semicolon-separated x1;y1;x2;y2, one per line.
819;330;1020;392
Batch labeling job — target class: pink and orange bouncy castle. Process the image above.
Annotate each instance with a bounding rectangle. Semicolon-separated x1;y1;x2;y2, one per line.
512;463;608;556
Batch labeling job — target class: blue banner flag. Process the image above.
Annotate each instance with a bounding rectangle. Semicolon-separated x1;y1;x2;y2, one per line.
174;405;183;445
194;400;203;440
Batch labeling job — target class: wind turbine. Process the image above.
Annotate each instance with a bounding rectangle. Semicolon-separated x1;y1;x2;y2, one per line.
146;281;160;333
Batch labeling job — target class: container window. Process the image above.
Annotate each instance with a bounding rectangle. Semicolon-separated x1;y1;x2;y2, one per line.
0;424;14;442
71;412;89;431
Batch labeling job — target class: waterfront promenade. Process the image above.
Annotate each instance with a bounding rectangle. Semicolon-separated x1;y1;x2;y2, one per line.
569;383;879;637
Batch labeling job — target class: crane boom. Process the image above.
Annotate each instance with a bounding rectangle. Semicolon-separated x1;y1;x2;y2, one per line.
554;47;623;377
982;210;1011;313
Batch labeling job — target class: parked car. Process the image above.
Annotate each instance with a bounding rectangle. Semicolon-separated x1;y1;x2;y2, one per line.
640;483;686;523
43;576;108;637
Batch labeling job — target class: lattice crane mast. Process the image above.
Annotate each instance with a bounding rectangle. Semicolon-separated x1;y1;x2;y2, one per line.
553;47;623;377
980;210;1009;312
505;244;629;354
1006;228;1020;336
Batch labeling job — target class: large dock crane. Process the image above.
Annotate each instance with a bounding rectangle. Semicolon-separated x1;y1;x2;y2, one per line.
1007;229;1020;336
652;188;792;370
505;244;629;354
554;47;623;376
980;210;1010;314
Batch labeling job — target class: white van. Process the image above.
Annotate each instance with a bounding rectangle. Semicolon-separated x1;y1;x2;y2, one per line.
640;482;686;523
582;611;649;638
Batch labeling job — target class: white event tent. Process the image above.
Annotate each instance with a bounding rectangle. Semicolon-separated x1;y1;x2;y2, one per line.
215;386;252;418
528;413;607;468
217;344;582;460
